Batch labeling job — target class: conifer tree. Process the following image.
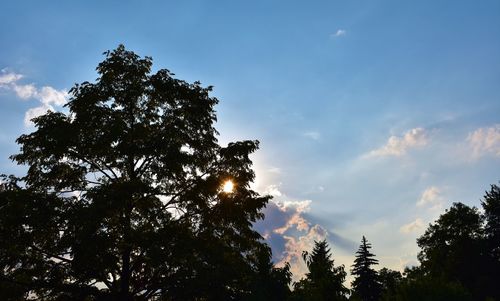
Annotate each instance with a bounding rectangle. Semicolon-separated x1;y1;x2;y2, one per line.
293;240;348;301
351;236;381;301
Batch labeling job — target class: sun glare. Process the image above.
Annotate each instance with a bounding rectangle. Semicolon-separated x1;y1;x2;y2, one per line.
222;180;234;193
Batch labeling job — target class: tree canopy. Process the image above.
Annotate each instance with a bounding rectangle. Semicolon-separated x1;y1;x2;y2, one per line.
350;236;381;301
293;240;348;301
0;45;273;300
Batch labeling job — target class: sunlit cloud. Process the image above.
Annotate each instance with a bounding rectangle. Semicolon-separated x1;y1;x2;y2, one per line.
365;128;428;158
264;184;283;197
416;186;444;210
0;68;68;127
280;224;328;281
467;125;500;159
399;218;425;234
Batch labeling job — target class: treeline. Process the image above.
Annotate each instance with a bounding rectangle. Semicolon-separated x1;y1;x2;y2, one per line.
280;183;500;301
0;45;498;300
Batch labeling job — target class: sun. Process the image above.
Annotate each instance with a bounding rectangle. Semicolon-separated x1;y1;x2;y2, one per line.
222;180;234;193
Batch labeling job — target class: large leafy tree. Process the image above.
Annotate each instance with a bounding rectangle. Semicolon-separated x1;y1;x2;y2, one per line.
416;202;493;300
482;183;500;261
293;240;348;301
350;236;381;301
0;45;272;300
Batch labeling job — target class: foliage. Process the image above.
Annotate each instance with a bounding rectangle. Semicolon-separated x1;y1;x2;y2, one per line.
243;244;292;301
482;183;500;261
416;202;496;299
292;240;348;301
0;45;272;300
377;268;402;298
350;236;381;301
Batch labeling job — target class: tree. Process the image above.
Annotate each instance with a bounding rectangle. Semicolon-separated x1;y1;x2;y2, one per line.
480;184;500;300
350;236;381;301
244;244;292;301
482;183;500;261
0;45;272;300
293;240;348;301
416;202;492;300
377;268;402;298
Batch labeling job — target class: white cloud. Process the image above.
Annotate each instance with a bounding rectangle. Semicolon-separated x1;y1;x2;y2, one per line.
331;29;347;38
13;84;37;99
416;186;444;210
24;105;52;126
0;68;68;127
366;128;428;158
467;125;500;159
38;86;68;106
265;184;283;197
0;70;22;85
400;218;425;234
303;131;321;140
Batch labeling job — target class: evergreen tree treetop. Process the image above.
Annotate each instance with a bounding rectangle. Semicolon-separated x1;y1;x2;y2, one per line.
351;236;381;301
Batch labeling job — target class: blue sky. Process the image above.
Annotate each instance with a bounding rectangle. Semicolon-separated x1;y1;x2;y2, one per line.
1;0;500;282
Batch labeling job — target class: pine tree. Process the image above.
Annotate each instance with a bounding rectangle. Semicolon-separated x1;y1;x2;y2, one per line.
293;240;348;301
351;236;381;301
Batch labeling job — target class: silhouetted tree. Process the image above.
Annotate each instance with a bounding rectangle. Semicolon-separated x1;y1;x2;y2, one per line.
0;45;272;300
244;244;292;301
350;236;381;301
416;202;492;300
293;240;348;301
481;184;500;300
482;183;500;260
377;268;402;298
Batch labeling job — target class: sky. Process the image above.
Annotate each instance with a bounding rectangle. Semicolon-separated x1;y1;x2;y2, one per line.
1;0;500;284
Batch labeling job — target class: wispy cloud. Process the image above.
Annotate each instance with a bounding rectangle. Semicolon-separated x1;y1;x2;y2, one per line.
467;125;500;159
400;218;425;234
0;69;68;127
365;128;428;158
303;131;321;140
330;29;347;38
416;186;444;210
0;69;23;85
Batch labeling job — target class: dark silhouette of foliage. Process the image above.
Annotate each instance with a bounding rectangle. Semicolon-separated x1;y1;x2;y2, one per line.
416;202;494;300
0;45;273;300
350;236;381;301
377;268;402;298
481;184;500;300
292;240;348;301
244;244;292;301
483;184;500;261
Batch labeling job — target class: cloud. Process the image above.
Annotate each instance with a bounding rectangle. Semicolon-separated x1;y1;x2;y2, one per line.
254;197;354;282
280;224;329;281
416;186;444;210
365;128;428;158
303;131;321;140
0;68;68;127
0;70;23;85
273;200;312;234
400;218;425;234
331;29;347;38
467;125;500;159
264;184;283;197
267;166;282;174
13;84;37;99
